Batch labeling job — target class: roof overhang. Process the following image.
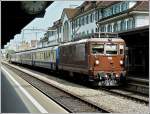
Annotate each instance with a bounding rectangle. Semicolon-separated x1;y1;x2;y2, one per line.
1;1;53;48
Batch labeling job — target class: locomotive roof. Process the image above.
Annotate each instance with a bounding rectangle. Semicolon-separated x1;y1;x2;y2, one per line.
60;38;124;46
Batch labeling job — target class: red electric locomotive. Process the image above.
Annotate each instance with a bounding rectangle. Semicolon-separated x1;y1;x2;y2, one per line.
58;33;127;86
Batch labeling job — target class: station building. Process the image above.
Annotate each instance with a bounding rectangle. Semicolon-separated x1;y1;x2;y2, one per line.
52;1;148;42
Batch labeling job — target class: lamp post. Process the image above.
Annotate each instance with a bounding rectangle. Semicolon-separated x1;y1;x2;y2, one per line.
22;28;57;48
22;28;44;49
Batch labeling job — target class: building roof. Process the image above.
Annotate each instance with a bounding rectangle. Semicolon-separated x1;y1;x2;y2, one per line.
97;1;120;8
48;19;62;29
62;8;78;19
131;1;149;11
53;19;62;27
73;1;96;17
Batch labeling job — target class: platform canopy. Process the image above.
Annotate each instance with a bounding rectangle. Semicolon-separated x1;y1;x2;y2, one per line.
1;1;53;48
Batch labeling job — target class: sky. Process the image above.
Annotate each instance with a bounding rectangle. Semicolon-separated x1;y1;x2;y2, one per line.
8;1;84;49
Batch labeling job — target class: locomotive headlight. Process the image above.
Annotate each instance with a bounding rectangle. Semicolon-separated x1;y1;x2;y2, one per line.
95;60;99;65
120;60;123;65
116;74;119;77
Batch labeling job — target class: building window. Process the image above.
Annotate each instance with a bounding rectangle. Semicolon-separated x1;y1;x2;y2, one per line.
104;25;107;32
127;18;134;29
79;17;81;27
113;4;120;14
107;24;112;32
93;12;95;21
113;22;118;32
95;10;99;21
87;30;89;35
120;20;126;31
112;5;116;14
82;17;85;25
57;28;59;34
86;15;89;24
74;21;76;28
81;7;84;12
72;22;74;30
77;18;79;27
104;8;113;18
91;29;94;33
103;9;107;17
100;25;105;32
96;28;97;32
98;9;102;20
121;2;129;11
132;18;135;28
96;27;100;32
75;20;78;28
59;27;61;33
90;13;93;22
82;31;85;37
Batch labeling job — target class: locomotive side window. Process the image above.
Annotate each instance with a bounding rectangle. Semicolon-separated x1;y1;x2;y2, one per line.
75;43;85;61
119;44;124;54
92;44;104;54
105;44;117;54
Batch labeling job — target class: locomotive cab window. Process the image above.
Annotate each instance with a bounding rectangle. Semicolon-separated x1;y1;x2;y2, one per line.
105;44;117;54
92;44;104;54
119;44;124;54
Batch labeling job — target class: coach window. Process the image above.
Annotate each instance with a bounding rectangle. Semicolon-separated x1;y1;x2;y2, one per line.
92;44;104;54
43;52;45;60
43;52;45;59
41;52;43;59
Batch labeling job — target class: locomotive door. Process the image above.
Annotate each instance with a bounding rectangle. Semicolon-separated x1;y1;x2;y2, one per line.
125;47;129;71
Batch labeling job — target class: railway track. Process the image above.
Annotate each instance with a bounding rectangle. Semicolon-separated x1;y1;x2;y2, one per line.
97;76;149;105
3;62;149;106
2;62;110;113
125;76;149;95
99;87;149;105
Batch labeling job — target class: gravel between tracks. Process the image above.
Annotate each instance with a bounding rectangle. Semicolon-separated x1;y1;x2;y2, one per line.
2;62;149;113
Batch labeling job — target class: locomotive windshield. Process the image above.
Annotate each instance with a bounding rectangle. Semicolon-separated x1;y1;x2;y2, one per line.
91;43;120;55
105;44;117;54
92;44;104;54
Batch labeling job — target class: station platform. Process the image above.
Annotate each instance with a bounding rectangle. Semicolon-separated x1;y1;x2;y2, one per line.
1;65;68;113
